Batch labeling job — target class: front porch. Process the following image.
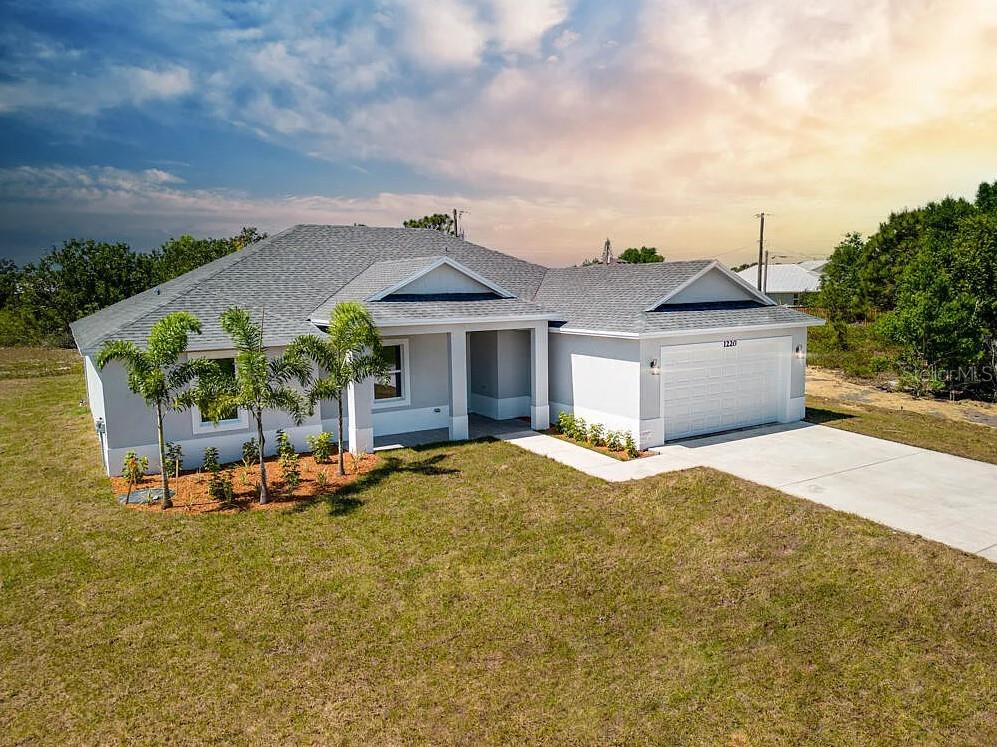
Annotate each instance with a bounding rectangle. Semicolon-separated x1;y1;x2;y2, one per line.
373;413;534;450
344;320;551;454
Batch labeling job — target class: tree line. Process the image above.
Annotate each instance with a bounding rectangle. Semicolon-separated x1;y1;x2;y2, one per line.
817;180;996;398
0;227;267;347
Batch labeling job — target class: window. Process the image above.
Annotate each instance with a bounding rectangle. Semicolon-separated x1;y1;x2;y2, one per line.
373;341;409;407
199;357;239;422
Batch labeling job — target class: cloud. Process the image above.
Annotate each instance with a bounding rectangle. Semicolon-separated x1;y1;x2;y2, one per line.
2;0;997;265
0;65;192;114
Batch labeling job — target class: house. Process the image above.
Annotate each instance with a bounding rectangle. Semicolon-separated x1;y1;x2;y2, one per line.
735;263;822;306
71;225;823;475
798;259;828;275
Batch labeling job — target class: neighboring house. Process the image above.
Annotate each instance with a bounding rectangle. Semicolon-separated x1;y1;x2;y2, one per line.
798;259;828;275
735;263;822;306
71;225;823;475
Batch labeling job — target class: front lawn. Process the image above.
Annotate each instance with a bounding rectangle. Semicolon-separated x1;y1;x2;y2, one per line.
807;395;997;464
2;349;996;744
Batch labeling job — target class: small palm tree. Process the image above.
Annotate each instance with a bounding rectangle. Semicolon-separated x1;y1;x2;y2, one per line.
187;307;312;504
289;302;388;477
96;312;207;509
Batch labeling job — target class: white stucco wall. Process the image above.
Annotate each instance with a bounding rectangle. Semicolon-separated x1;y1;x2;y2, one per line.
637;325;809;448
548;331;641;439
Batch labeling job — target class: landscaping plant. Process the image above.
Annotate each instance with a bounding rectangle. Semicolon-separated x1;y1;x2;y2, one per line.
280;449;301;492
164;442;183;480
202;446;220;472
306;431;335;463
121;451;148;503
624;432;639;459
289;302;389;477
183;307;312;504
207;469;234;508
275;429;294;458
605;430;622;452
96;311;210;509
589;422;605;446
241;439;259;469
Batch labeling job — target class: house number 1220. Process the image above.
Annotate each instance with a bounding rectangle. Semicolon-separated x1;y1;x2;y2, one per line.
723;339;737;348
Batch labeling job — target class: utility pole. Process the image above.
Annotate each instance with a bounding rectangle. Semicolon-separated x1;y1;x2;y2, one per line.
755;212;766;290
763;249;769;292
453;208;459;238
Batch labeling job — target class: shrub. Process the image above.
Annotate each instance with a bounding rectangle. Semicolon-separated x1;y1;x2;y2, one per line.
306;431;335;463
122;451;148;501
208;469;234;507
275;429;295;458
163;442;183;478
241;438;259;469
202;446;220;472
315;469;329;492
556;411;575;436
589;423;605;446
623;432;640;459
605;430;622;451
280;451;301;492
574;417;588;442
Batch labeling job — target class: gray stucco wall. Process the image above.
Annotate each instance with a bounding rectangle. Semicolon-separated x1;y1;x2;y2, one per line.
373;332;449;413
497;329;530;398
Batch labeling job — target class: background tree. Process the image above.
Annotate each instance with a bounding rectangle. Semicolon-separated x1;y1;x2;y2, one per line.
188;308;312;504
289;302;388;476
96;312;207;509
618;246;664;263
403;213;456;235
817;232;865;347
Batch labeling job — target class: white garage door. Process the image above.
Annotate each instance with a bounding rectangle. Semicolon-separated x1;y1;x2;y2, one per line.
661;336;790;441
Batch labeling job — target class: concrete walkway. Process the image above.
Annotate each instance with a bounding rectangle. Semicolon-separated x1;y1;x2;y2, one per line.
495;422;997;561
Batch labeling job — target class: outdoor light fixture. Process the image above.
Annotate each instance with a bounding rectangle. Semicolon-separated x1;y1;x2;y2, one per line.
795;345;804;359
650;358;660;375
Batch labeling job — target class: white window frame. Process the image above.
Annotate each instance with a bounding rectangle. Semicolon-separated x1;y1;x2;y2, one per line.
373;338;411;409
189;350;250;434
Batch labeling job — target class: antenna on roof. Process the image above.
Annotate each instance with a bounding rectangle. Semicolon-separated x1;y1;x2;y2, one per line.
602;238;614;265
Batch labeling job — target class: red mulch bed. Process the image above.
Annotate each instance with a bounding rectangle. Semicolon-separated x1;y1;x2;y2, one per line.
111;452;378;514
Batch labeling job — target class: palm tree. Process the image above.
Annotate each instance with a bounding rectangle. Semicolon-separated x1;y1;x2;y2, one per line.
187;307;311;504
96;312;207;509
289;302;388;477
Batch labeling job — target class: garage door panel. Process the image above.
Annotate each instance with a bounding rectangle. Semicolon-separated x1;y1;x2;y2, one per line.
662;337;788;441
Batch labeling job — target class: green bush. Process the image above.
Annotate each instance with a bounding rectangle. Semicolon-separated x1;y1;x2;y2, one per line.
241;439;259;469
623;432;639;459
574;417;588;442
605;430;622;451
275;429;294;459
306;431;335;463
122;451;148;500
589;423;605;446
280;451;301;491
557;411;575;436
163;442;183;478
208;469;234;507
202;447;220;472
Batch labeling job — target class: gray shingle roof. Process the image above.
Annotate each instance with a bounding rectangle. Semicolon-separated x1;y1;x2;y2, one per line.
642;304;823;334
70;225;821;352
736;263;821;293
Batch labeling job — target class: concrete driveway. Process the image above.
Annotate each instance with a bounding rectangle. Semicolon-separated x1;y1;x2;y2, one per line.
653;422;997;560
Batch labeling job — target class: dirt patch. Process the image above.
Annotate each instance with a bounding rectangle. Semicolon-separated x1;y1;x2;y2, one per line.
111;452;378;513
807;366;997;428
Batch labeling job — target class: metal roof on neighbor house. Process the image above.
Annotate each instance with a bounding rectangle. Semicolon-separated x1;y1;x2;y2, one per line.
735;263;822;294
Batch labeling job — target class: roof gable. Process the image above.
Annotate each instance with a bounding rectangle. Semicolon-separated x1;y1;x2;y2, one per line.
645;262;771;310
369;257;513;300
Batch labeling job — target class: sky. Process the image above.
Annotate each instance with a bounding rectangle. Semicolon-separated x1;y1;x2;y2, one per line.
1;0;996;267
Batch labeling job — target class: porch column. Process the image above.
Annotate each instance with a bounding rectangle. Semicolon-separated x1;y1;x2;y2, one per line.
448;329;469;440
347;377;374;454
530;323;550;430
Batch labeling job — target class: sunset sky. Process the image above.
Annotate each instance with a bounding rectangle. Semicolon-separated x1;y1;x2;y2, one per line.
1;0;996;265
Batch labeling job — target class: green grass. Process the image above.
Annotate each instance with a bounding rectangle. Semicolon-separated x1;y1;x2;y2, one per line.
807;322;901;380
0;346;79;380
807;395;997;464
2;349;997;744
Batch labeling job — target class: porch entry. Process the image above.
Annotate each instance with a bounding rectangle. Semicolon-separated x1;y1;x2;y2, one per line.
466;329;533;422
